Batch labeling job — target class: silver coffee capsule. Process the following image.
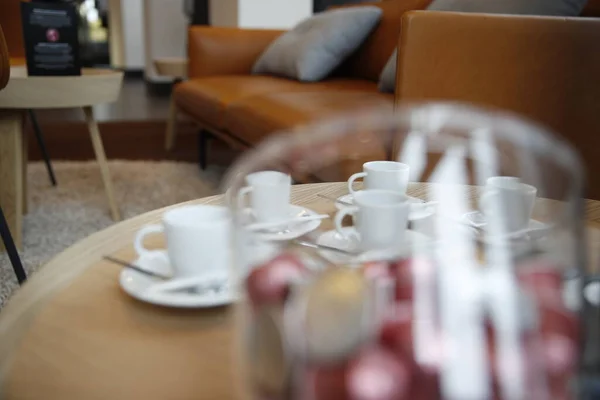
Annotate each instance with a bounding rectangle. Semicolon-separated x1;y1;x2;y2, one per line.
284;268;376;363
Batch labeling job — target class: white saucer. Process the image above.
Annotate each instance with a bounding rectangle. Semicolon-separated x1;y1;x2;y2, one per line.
242;205;322;241
462;211;551;241
316;227;431;264
119;251;235;308
335;193;434;221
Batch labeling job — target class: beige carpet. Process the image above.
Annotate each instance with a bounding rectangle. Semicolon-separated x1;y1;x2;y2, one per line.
0;160;223;309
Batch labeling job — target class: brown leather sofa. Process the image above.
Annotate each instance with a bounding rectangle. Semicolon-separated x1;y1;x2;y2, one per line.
173;0;432;178
174;2;600;196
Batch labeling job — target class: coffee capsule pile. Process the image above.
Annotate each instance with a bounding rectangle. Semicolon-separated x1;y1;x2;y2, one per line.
243;253;580;400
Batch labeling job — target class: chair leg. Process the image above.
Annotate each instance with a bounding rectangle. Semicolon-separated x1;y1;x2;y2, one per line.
0;206;26;285
82;106;121;221
28;110;57;186
165;79;182;151
22;121;29;215
0;111;24;250
198;130;211;170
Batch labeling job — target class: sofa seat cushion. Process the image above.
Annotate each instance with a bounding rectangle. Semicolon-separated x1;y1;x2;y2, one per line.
226;91;393;181
174;76;378;129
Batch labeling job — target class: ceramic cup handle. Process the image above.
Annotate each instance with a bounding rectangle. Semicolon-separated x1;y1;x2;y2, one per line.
134;224;165;258
347;172;367;195
237;186;253;211
478;189;498;217
334;206;359;240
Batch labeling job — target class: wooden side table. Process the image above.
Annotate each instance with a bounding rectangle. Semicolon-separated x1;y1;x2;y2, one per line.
0;67;123;248
154;57;187;151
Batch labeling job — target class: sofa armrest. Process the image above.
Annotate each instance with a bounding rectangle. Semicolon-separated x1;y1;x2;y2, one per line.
394;10;600;195
395;10;600;108
188;26;284;79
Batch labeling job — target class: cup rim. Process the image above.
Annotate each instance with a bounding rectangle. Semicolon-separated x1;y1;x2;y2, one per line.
163;205;230;227
364;161;409;172
486;176;537;194
246;170;291;186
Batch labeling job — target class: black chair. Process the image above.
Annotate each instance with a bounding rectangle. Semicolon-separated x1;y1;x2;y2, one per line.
0;206;26;284
29;110;57;186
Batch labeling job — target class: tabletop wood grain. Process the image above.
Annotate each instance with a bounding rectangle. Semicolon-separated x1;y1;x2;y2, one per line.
0;182;598;399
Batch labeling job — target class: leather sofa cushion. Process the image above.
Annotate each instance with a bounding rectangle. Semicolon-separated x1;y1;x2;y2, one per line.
225;90;393;143
174;76;377;129
225;91;393;181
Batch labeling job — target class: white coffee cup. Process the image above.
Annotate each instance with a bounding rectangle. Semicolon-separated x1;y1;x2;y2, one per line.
347;161;410;195
134;205;231;287
334;190;410;251
479;176;537;233
238;171;291;222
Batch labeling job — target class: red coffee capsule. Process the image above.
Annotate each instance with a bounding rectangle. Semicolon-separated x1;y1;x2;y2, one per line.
391;259;414;301
538;302;579;342
304;364;349;400
541;333;578;377
391;258;436;301
379;301;444;377
489;334;549;400
246;253;306;306
346;347;412;400
379;302;413;357
363;261;393;281
407;367;441;400
517;260;564;304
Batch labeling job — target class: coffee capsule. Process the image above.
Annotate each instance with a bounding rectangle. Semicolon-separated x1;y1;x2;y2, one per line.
285;268;376;363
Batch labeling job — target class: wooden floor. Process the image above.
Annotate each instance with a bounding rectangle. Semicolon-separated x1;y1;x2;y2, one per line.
26;78;240;166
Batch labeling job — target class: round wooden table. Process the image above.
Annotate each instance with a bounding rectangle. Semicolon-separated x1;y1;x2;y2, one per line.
0;182;598;399
0;67;123;249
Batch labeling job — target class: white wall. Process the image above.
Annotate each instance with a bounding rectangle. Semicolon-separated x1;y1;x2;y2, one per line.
111;0;312;79
239;0;312;28
121;0;145;69
108;0;146;69
210;0;239;27
109;0;188;81
211;0;312;29
143;0;188;82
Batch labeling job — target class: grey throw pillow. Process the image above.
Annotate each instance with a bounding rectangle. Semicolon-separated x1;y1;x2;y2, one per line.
252;7;383;82
378;0;588;93
378;49;397;93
